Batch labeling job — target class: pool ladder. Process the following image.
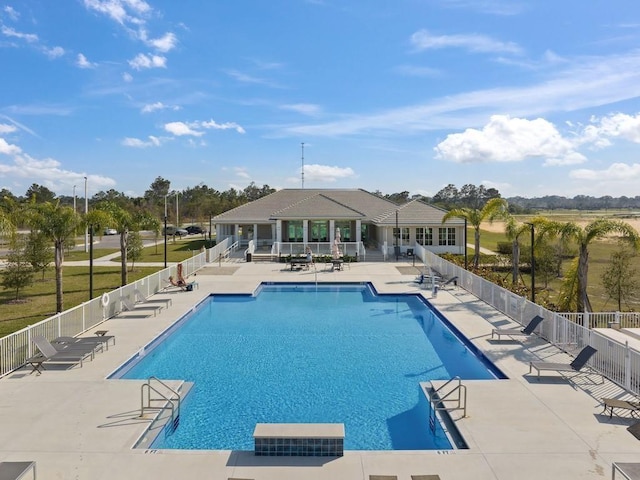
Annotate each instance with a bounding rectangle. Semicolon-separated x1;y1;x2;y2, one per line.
140;376;182;435
427;377;467;432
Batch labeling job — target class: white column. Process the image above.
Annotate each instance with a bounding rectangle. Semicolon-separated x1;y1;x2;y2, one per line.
254;223;258;244
356;220;361;243
329;220;335;243
303;220;309;244
276;220;282;243
234;224;239;243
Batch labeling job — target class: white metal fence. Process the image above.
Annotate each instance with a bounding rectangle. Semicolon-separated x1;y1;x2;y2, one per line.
0;238;231;378
416;245;640;396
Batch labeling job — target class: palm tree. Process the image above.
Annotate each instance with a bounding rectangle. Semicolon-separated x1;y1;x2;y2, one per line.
540;218;640;312
95;202;159;286
442;197;509;268
26;201;82;312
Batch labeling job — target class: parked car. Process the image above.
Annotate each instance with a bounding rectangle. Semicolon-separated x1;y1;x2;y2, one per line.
103;228;117;235
163;226;188;237
186;225;206;235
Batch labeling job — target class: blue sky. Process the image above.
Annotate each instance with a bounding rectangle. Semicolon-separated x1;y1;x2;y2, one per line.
2;1;640;200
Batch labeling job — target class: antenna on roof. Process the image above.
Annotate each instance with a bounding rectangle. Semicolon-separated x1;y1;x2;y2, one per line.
301;142;305;189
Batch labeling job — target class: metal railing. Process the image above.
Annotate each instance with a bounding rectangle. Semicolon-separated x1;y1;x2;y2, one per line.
416;245;640;396
0;238;231;378
140;376;182;435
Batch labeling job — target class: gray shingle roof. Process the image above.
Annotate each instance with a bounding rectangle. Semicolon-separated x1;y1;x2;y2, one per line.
212;189;462;226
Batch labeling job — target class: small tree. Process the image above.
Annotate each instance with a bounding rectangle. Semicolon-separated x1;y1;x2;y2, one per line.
1;236;34;301
25;231;54;280
601;247;639;311
126;231;144;271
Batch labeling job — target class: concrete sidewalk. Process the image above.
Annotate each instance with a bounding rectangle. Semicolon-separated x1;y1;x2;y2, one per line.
0;260;638;479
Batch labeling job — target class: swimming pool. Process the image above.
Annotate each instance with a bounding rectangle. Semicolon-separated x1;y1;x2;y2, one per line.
113;283;504;450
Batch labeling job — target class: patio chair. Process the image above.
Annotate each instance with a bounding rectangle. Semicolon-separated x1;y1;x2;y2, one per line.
528;345;598;380
492;315;544;340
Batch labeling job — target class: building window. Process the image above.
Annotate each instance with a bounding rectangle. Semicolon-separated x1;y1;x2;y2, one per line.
416;227;433;246
438;227;456;246
287;221;303;242
335;221;351;242
392;227;409;244
310;221;328;242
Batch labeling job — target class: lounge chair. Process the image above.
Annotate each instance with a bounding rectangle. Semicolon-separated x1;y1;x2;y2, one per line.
439;276;458;289
0;461;36;480
120;297;163;317
492;315;544;340
53;334;116;351
528;345;598;379
601;397;640;418
26;335;95;374
134;288;172;308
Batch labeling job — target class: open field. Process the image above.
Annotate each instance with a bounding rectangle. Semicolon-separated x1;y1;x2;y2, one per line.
472;210;640;312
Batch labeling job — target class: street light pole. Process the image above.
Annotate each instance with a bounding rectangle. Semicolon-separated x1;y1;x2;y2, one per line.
395;210;399;261
464;217;468;269
526;222;535;303
164;195;168;268
84;177;88;253
176;192;179;227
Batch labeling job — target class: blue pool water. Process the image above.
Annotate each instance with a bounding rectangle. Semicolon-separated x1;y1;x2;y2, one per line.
115;283;503;450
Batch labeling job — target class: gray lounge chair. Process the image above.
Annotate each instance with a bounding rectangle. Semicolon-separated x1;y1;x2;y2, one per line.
492;315;544;340
528;345;598;379
601;397;640;418
26;336;95;374
120;297;163;317
53;334;116;351
134;288;172;308
0;461;36;480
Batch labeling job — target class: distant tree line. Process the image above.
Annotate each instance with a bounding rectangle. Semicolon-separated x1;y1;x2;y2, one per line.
505;195;640;211
0;178;277;227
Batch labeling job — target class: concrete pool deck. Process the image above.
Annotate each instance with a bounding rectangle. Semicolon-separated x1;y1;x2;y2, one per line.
1;260;639;479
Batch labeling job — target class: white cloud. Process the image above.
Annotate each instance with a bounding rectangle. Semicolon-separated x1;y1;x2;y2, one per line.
410;29;522;54
122;72;133;82
200;119;246;134
303;164;356;182
144;32;177;52
3;6;20;21
0;152;115;191
83;0;151;26
141;102;177;113
1;25;37;42
280;104;322;116
0;124;17;134
164;122;204;137
570;162;640;181
0;138;22;155
128;53;166;70
583;113;640;144
43;46;64;59
235;167;250;179
434;115;586;166
121;136;163;147
76;53;96;68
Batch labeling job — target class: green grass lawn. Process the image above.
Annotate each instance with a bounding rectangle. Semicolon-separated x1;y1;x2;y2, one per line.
0;238;211;337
